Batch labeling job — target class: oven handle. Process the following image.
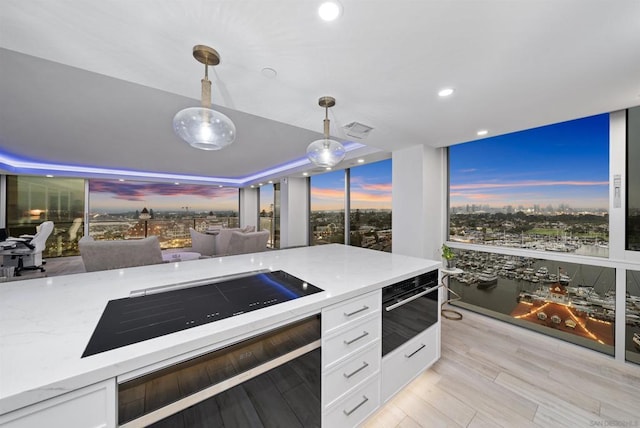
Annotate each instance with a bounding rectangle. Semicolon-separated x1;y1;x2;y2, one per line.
385;284;440;312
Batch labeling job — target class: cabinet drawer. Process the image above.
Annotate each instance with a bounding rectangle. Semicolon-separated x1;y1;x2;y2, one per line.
323;315;380;368
322;375;380;428
323;290;380;334
381;325;439;403
323;342;380;408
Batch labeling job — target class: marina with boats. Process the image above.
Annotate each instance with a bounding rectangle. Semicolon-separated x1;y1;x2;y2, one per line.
448;249;640;354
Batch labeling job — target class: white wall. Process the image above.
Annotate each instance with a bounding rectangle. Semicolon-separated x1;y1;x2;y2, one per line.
392;145;445;260
280;177;308;248
239;187;259;229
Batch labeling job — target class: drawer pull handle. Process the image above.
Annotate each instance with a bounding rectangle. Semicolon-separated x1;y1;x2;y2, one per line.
405;343;426;359
343;361;369;379
344;331;369;345
344;305;369;317
343;395;369;416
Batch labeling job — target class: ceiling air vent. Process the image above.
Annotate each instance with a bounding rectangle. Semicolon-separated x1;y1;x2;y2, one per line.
343;122;374;139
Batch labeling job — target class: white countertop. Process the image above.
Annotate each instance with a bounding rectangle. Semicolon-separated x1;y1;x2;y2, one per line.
0;244;439;415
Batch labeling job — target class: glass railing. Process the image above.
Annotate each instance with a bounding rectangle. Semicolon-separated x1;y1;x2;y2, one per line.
89;216;240;250
32;216;241;257
447;247;616;356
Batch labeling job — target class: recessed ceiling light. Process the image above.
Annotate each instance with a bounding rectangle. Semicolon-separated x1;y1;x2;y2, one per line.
303;172;309;176
357;159;365;163
438;88;455;97
318;1;341;21
326;167;332;171
268;180;273;184
174;182;180;185
118;179;125;182
477;129;489;136
45;174;54;178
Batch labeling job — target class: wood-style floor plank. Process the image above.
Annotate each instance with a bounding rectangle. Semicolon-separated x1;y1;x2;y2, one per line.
366;307;640;427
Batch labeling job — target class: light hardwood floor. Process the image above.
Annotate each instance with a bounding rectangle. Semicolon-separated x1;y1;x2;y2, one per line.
365;307;640;428
34;258;640;427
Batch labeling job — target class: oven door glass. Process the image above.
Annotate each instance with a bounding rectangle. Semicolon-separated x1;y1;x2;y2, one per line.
382;286;439;356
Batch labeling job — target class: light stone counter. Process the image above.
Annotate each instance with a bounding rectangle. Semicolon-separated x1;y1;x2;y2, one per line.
0;244;439;416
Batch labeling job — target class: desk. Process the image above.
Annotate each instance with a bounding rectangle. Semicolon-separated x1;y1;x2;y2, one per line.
161;251;201;262
440;267;464;320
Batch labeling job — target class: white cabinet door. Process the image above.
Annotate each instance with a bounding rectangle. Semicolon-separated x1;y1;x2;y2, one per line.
322;376;380;428
381;324;439;403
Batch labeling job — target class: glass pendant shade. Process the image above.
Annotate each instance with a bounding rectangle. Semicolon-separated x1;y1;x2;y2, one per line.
173;45;236;151
307;96;345;168
173;107;236;151
306;138;345;168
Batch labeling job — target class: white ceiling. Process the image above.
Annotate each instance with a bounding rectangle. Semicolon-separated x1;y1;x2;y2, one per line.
1;1;639;186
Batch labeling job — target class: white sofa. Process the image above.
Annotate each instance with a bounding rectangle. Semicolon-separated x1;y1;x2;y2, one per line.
79;236;164;272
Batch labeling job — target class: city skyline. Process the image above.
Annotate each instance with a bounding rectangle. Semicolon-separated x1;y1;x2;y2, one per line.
450;114;610;210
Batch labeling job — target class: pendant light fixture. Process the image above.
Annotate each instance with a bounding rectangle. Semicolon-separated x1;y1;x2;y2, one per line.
306;96;345;168
173;45;236;150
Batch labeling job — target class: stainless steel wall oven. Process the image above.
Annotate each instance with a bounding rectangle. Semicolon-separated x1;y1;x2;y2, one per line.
381;270;439;357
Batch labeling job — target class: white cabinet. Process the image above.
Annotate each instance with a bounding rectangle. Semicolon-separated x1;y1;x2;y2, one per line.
323;342;380;408
0;379;116;428
322;315;380;368
381;323;440;403
321;290;381;428
322;291;380;335
322;376;380;428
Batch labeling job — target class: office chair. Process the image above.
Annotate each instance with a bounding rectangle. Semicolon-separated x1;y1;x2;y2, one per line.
1;221;54;276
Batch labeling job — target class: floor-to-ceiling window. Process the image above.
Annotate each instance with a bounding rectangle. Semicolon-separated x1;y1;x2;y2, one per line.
349;159;392;252
309;160;393;251
88;179;239;249
310;170;345;245
448;113;615;354
5;175;85;257
627;106;640;251
259;183;280;249
626;270;640;364
626;106;640;364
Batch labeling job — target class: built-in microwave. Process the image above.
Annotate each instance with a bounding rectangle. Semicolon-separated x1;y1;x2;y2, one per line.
381;270;439;357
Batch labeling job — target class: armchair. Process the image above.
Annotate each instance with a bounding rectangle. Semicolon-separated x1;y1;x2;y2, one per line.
226;230;270;256
0;221;54;276
189;228;216;257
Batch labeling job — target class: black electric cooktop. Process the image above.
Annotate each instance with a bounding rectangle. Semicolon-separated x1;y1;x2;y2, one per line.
82;270;323;357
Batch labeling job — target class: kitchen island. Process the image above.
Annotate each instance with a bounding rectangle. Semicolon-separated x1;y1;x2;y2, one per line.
0;244;440;427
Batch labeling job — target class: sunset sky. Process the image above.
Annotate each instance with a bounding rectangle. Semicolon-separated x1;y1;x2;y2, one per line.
88;113;605;217
311;159;392;211
449;114;609;210
89;180;239;213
